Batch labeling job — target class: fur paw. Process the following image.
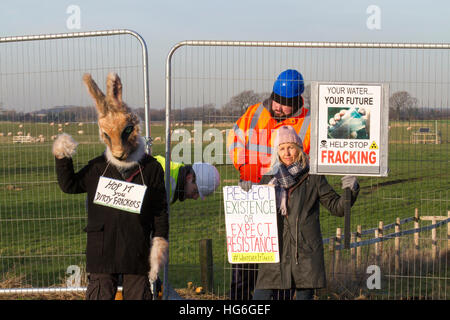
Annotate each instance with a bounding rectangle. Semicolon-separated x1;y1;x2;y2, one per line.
52;133;78;159
149;237;169;282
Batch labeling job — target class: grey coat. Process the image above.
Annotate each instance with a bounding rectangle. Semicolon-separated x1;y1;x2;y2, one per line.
255;172;358;290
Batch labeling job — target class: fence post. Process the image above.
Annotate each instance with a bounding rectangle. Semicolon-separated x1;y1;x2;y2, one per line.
448;211;450;249
329;238;335;278
379;221;384;264
335;228;341;273
414;208;420;253
351;232;356;272
356;225;362;268
199;239;214;293
431;218;437;261
395;218;400;272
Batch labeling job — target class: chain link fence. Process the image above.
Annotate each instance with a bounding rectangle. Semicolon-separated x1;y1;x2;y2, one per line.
165;41;449;300
0;29;149;294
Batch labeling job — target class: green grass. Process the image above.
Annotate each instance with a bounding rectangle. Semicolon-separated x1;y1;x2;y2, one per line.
0;120;448;299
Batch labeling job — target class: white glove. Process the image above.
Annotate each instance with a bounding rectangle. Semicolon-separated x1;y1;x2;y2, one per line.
238;179;252;192
149;237;169;283
341;175;359;191
52;133;78;159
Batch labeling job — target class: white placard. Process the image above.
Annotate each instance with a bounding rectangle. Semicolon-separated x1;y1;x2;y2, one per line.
94;176;147;214
223;185;279;264
310;82;389;176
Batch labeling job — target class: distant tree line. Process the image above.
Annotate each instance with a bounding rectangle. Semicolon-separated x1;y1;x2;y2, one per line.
0;89;448;123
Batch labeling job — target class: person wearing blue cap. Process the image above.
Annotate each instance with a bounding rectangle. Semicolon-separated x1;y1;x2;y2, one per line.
227;69;311;300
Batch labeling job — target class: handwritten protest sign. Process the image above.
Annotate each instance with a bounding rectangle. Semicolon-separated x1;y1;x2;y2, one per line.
94;176;147;214
223;185;279;264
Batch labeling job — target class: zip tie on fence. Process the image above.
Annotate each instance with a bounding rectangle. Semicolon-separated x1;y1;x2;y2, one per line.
332;217;450;251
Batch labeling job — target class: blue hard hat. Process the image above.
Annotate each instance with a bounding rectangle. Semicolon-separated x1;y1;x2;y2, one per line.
272;69;304;98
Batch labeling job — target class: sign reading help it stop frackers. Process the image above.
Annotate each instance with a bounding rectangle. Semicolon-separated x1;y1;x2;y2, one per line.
310;82;389;177
223;185;279;264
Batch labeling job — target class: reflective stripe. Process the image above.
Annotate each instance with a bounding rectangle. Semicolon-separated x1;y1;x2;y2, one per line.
232;123;246;142
246;103;264;148
228;141;245;153
247;143;272;154
298;108;310;141
228;141;271;155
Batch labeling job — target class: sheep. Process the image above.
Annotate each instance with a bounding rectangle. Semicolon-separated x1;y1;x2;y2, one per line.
77;130;84;135
153;136;161;142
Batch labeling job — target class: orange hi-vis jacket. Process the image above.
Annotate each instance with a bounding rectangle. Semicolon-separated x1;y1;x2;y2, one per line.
227;101;311;183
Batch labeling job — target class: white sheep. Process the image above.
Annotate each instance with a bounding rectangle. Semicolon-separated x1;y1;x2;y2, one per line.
77;130;84;135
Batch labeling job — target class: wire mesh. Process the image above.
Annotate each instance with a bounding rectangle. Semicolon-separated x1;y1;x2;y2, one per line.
166;42;449;300
0;30;148;292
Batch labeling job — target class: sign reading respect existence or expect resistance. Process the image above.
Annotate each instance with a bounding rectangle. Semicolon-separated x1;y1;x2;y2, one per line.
223;185;280;264
310;82;389;177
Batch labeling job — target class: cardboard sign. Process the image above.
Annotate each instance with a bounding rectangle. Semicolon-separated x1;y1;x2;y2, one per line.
223;185;279;264
94;176;147;214
310;82;389;177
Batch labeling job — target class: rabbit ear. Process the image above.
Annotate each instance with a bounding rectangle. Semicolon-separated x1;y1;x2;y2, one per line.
106;72;123;107
83;73;107;116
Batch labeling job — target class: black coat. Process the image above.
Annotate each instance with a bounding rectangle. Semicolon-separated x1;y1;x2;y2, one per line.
255;173;358;290
55;154;168;275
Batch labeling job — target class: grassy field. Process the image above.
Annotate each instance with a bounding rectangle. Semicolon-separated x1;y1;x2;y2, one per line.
0;119;448;299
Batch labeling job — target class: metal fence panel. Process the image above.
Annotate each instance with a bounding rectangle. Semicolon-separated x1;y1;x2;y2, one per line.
165;41;449;300
0;30;149;293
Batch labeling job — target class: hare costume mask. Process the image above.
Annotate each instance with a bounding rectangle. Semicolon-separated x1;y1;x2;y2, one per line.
83;73;145;168
52;72;145;168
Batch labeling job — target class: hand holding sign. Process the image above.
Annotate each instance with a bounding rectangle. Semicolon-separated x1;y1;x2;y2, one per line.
328;107;370;139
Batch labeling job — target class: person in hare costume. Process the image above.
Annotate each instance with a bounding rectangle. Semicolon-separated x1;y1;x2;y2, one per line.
52;72;169;300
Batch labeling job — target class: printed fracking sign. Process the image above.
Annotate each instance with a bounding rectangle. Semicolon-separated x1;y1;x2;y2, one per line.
223;185;279;264
310;82;389;176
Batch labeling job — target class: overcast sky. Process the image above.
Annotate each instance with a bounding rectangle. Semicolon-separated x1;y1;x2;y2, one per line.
1;0;450;110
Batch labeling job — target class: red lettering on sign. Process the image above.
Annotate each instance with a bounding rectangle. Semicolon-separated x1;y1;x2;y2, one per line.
321;150;377;165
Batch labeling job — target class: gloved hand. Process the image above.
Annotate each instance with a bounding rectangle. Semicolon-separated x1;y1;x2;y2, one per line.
52;133;78;159
149;237;169;283
239;163;262;183
238;179;253;192
341;175;359;191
